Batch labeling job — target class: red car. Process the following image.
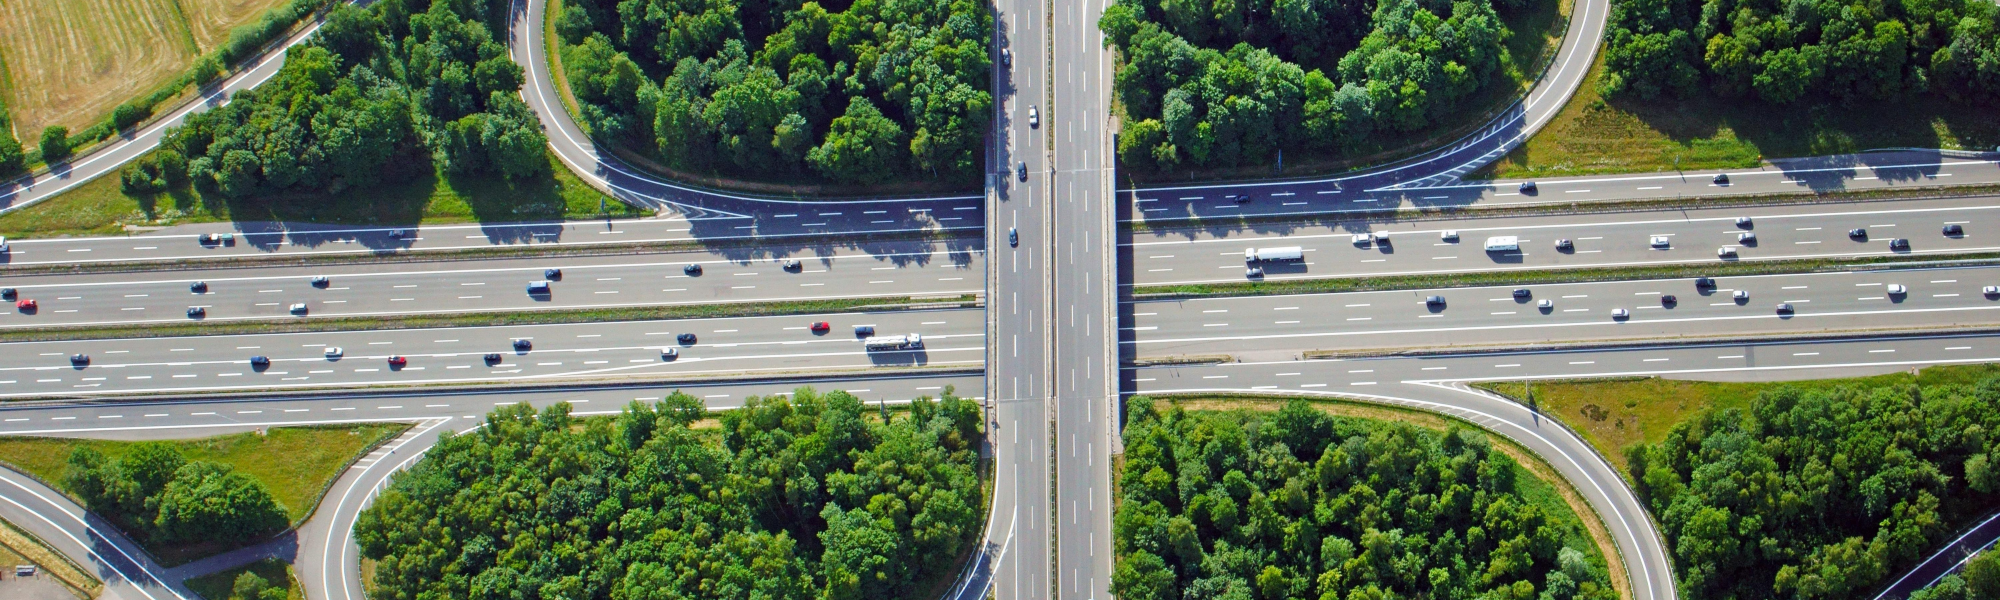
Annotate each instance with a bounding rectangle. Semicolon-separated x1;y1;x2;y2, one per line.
387;356;407;367
810;321;831;332
15;299;35;310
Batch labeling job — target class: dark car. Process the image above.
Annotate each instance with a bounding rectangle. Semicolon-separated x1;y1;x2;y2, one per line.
311;276;330;287
1713;173;1730;185
1890;238;1910;249
1849;228;1868;239
1017;162;1028;181
1008;227;1018;247
545;268;562;279
0;288;13;299
1424;295;1445;306
1512;288;1531;299
69;354;89;365
783;259;803;271
1695;276;1716;288
250;355;270;367
677;332;698;344
1519;181;1538;193
189;281;208;293
484;353;502;363
1776;302;1795;314
387;356;407;367
187;306;205;318
1229;194;1253;203
1661;294;1677;306
684;264;703;275
512;338;532;351
1945;224;1965;236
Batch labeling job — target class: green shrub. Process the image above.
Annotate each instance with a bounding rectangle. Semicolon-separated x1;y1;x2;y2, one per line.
37;126;71;163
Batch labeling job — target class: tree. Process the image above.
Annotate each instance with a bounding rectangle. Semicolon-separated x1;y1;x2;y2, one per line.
151;462;289;543
38;126;71;163
808;97;905;184
0;128;22;176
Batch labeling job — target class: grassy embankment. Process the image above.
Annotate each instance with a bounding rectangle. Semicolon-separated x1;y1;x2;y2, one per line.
0;424;407;565
0;516;101;598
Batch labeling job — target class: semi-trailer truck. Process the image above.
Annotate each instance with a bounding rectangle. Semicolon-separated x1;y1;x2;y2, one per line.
865;333;923;351
1244;246;1304;262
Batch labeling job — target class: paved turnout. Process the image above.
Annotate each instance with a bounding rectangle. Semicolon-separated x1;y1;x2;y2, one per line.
0;244;980;328
0;309;982;398
1132;196;2000;285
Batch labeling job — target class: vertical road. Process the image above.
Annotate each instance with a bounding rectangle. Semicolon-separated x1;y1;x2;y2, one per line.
1051;0;1116;599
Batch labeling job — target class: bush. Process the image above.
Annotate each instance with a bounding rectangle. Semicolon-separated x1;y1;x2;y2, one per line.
37;126;71;163
192;54;226;85
112;103;153;131
0;130;22;177
64;443;289;544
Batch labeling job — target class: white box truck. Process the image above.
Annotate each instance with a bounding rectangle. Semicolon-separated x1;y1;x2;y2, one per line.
1483;236;1520;252
1244;246;1304;262
865;333;923;351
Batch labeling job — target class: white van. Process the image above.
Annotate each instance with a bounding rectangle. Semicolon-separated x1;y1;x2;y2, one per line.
1483;236;1520;252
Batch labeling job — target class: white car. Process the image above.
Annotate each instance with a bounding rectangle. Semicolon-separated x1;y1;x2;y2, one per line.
1246;266;1264;278
1611;308;1630;319
1887;284;1907;294
1733;290;1749;300
1738;232;1756;243
1650;236;1671;248
1538;299;1553;309
0;235;8;252
325;347;344;359
661;347;679;360
1717;247;1736;257
1736;216;1753;227
1372;231;1389;243
1028;106;1039;128
289;303;308;315
1441;230;1458;241
1352;233;1371;245
1985;285;1999;296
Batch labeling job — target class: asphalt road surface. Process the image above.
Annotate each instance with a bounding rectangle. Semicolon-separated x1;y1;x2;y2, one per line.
0;244;980;328
1874;509;2000;599
0;309;983;398
1132;196;2000;285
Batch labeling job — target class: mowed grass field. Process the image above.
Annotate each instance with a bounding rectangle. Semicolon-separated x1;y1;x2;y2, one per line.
0;0;284;149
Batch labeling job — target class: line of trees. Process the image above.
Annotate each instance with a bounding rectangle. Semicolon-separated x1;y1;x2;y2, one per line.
63;443;289;545
1628;377;2000;599
354;387;984;600
1100;0;1516;173
1600;0;2000;104
1113;397;1616;600
1912;547;2000;600
553;0;992;185
120;0;548;200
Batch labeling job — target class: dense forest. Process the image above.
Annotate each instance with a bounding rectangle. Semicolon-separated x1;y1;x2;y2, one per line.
1628;378;2000;599
1099;0;1518;173
553;0;992;185
120;0;548;200
355;388;984;600
1600;0;2000;105
63;443;290;545
1912;547;2000;600
1112;397;1616;600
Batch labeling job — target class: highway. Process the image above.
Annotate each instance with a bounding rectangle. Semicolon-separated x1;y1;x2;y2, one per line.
0;309;982;398
0;244;980;328
1132;196;2000;285
1129;266;2000;359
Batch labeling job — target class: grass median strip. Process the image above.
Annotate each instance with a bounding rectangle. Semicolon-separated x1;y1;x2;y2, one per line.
1134;251;2000;298
0;295;982;344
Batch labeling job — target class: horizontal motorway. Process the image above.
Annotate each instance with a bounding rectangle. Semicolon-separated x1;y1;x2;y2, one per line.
1130;196;2000;285
1126;152;2000;223
0;309;983;398
0;206;983;266
1127;265;2000;358
0;244;981;327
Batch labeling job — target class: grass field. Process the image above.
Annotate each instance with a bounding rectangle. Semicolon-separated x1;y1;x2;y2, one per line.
182;0;290;50
1476;52;2000;179
1473;362;2000;478
0;424;406;565
0;517;99;598
0;149;644;238
185;558;303;600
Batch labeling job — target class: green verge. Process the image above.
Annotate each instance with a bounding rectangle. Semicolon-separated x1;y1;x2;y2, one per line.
185;558;305;600
1471;361;2000;479
1474;49;2000;180
0;149;643;239
0;424;407;565
0;516;102;598
0;294;980;344
1129;394;1629;599
1133;251;2000;298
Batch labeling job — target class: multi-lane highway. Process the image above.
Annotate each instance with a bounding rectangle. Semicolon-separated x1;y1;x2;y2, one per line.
0;309;982;398
1132;196;2000;285
0;244;979;328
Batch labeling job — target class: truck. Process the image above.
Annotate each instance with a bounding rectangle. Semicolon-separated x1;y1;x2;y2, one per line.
1244;246;1304;262
1483;236;1520;252
865;333;923;351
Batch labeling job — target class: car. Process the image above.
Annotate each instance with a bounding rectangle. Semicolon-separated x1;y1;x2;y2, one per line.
1245;266;1265;278
387;356;407;367
527;281;552;295
325;347;344;358
1519;181;1537;193
1662;294;1677;306
1890;237;1910;249
16;299;36;310
0;235;8;252
1424;295;1445;306
1372;231;1390;244
484;353;502;363
1718;246;1737;257
1650;236;1671;248
545;268;562;279
201;233;234;244
783;259;803;271
0;288;13;299
250;355;269;367
677;332;697;344
1028;106;1039;128
1695;277;1717;288
1512;288;1531;298
289;303;308;315
661;347;679;360
70;354;89;365
1441;230;1458;241
1538;299;1553;309
1554;238;1572;250
810;321;831;332
1776;302;1794;314
1736;216;1753;228
1849;228;1868;239
1017;162;1028;181
1008;227;1018;247
1738;232;1756;243
512;338;532;350
388;228;408;238
1986;285;2000;296
189;281;208;293
311;275;330;287
1945;224;1965;236
684;263;703;275
1734;289;1750;300
1713;173;1730;184
1001;48;1012;68
1887;284;1908;294
186;306;205;318
1611;308;1630;319
854;325;876;337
